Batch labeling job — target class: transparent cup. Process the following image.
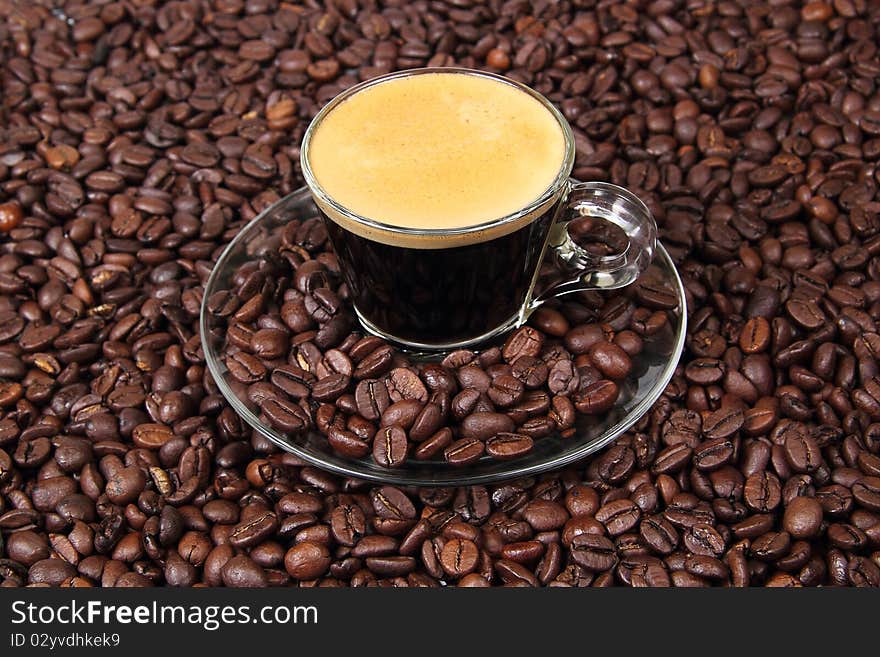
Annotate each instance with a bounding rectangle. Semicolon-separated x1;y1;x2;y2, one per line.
301;68;657;350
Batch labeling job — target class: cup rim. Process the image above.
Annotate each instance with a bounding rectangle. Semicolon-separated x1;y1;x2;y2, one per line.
300;67;577;239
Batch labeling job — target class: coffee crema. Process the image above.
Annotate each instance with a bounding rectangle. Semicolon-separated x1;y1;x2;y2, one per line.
305;71;568;248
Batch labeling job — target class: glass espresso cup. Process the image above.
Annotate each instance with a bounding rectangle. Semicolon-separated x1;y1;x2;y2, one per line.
301;68;656;350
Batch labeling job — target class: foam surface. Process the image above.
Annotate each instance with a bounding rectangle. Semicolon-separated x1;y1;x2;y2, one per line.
306;72;567;246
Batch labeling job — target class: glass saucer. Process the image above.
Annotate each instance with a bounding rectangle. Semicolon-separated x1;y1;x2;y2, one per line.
200;186;687;486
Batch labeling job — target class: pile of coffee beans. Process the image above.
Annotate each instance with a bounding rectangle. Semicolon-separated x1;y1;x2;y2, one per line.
2;0;880;587
211;225;679;468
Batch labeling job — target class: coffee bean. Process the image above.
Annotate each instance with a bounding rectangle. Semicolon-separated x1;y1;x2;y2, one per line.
380;399;423;430
312;373;350;402
486;433;534;460
502;326;543;362
815;485;853;517
548;360;579;396
285;542;331;580
783;497;824;539
652;444;693;475
702;408;743;440
852;476;880;511
460;412;515;440
354;345;393;379
221;555;268;588
783;431;822;473
522;500;569;531
414;428;453;461
684;524;726;557
388;367;428;402
354;379;391;421
511;356;549;388
439;538;479;578
0;202;24;232
444;438;485;466
132;423;174;450
848;556;880;587
565;324;607;354
530;308;569;337
565;486;600;517
488;374;525;407
750;531;792;561
739;317;771;353
588;342;632;379
744;472;782;513
226;351;266;383
640;516;679;555
271;366;314;400
29;559;77;586
596;499;640;536
327;427;370;458
6;531;50;567
373;425;409;468
573;380;619;414
569;534;617;572
105;467;146;505
262;398;309;432
372;487;416;521
693;436;736;470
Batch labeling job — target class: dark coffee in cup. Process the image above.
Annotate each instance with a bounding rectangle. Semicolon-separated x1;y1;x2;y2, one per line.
321;205;557;346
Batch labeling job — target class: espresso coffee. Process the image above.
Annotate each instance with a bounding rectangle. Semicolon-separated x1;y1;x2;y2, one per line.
307;71;567;238
303;70;573;346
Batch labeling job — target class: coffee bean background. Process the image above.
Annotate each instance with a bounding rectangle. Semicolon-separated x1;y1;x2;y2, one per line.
2;0;880;587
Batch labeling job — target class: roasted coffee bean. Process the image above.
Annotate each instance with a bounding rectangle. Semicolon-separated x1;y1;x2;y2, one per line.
312;373;350;402
750;531;792;561
693;436;736;470
327;427;370;459
413;428;453;461
486;433;534;460
684;524;726;557
284;542;331;580
569;533;617;572
565;325;607;355
783;430;822;473
595;499;640;536
373;425;409;468
565;486;600;518
588;342;632;379
460;412;515;440
739;317;771;353
380;400;423;430
262;398;309;432
548;360;579;396
783;497;824;539
852;477;880;512
503;327;544;362
522;500;568;531
488;374;525;408
388;367;428;402
640;516;679;555
573;380;619;414
511;356;549;388
354;379;391;421
409;403;443;442
226;352;266;383
444;438;485;466
744;472;782;513
439;538;480;578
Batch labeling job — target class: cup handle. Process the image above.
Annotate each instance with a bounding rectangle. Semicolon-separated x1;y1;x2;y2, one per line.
531;181;657;308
